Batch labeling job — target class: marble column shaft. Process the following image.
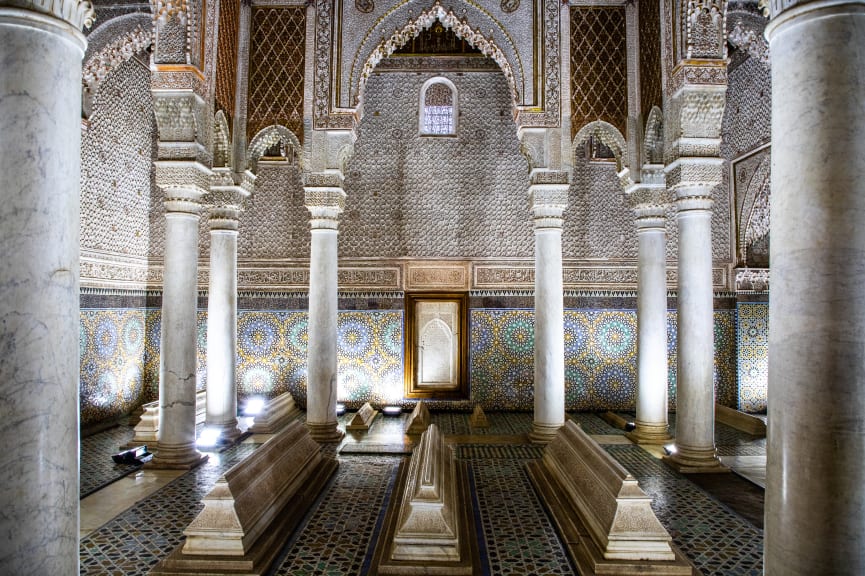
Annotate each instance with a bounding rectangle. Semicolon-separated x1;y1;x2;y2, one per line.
666;186;724;471
205;201;242;442
765;2;865;573
629;196;672;444
304;181;346;443
0;5;90;573
528;181;569;444
151;189;207;468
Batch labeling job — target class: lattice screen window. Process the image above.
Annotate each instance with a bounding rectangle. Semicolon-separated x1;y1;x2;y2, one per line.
248;7;306;142
638;0;663;117
570;7;628;138
214;0;240;124
420;78;457;135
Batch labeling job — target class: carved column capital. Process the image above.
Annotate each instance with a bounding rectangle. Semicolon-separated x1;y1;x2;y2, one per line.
163;188;203;215
304;174;346;230
529;174;569;231
156;160;212;215
0;0;95;29
626;170;669;230
205;169;252;230
673;183;715;213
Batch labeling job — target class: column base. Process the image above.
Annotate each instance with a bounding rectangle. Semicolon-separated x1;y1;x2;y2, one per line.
306;421;345;444
206;420;242;444
529;422;563;445
662;444;729;474
147;443;209;470
626;421;673;445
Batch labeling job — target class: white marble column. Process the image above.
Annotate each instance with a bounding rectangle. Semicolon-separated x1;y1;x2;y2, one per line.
664;185;725;472
626;181;672;444
304;175;346;443
764;2;865;573
528;174;569;444
204;180;250;443
0;2;92;572
150;186;208;468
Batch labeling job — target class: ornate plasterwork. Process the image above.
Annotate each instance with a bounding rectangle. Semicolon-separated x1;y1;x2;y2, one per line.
152;0;187;24
686;0;726;59
2;0;96;28
153;92;201;143
406;263;469;290
644;106;664;164
212;110;231;167
247;124;304;173
743;179;769;252
514;0;560;128
314;0;561;130
82;23;152;115
355;2;519;116
304;180;346;229
572;121;627;168
472;262;728;290
727;21;769;66
734;267;768;291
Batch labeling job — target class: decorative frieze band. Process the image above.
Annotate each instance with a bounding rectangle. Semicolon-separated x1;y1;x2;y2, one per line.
406;263;469;291
472;264;729;290
80;257;733;291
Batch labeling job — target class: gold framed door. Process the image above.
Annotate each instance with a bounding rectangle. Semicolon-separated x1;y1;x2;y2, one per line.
404;293;469;400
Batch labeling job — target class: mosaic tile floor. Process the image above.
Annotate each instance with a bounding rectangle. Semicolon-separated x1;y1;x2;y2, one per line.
79;411;766;576
80;425;140;498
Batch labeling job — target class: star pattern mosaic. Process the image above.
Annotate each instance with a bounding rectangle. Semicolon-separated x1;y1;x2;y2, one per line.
471;309;738;411
736;303;768;413
80;308;149;425
81;306;745;424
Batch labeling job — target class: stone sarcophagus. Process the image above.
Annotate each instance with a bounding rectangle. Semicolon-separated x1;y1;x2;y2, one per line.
150;420;338;575
370;424;478;575
123;389;207;450
392;424;459;561
526;420;694;575
346;401;379;432
247;391;301;434
405;401;430;435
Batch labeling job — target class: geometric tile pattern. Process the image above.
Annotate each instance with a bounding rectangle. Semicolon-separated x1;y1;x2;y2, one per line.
82;307;739;422
272;456;399;575
468;448;575;575
80;413;764;576
736;303;768;413
80;442;258;575
570;7;628;137
80;425;139;498
603;444;764;576
80;308;148;425
471;309;738;411
81;309;404;421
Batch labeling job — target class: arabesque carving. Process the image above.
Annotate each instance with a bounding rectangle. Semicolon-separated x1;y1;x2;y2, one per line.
357;2;519;111
247;124;303;173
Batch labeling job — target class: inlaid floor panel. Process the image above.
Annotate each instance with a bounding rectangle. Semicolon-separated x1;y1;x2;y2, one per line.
78;411;765;576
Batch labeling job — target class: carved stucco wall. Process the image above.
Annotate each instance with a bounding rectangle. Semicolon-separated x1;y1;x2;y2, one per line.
81;56;156;259
239;162;309;259
723;8;771;266
340;67;533;258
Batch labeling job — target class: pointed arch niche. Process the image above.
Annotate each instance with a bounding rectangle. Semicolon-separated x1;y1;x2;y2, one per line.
352;1;522;115
404;293;469;400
